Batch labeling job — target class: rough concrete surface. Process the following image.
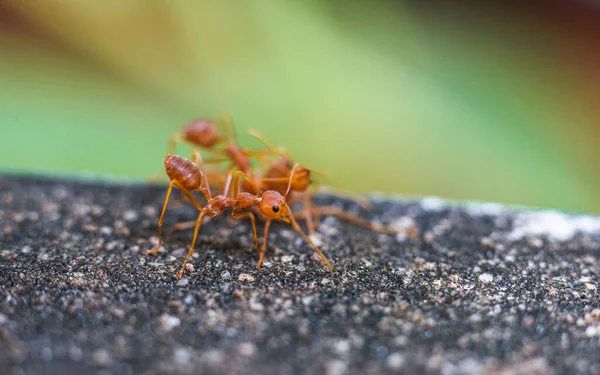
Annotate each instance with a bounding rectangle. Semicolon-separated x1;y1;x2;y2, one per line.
1;174;600;375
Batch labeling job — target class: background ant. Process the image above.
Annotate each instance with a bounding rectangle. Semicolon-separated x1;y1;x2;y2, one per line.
168;114;286;178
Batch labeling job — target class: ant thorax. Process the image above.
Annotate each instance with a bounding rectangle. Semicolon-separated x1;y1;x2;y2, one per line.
235;192;259;211
205;195;229;216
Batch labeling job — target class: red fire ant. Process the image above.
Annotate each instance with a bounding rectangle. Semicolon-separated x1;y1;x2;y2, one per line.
168;114;287;178
146;152;332;279
171;129;406;240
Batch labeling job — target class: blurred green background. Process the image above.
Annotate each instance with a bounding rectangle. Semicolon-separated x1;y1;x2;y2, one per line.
1;1;599;213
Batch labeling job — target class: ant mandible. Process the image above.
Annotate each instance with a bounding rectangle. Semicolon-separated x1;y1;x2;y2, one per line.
146;152;332;279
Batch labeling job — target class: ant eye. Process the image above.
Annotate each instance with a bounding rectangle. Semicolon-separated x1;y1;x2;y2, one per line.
272;205;280;213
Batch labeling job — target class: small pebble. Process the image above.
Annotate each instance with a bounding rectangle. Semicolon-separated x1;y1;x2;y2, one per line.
173;347;191;366
478;273;494;283
386;353;405;369
92;349;112;367
236;342;258;358
238;273;255;282
333;339;350;354
326;359;347;375
123;210;138;222
159;314;181;331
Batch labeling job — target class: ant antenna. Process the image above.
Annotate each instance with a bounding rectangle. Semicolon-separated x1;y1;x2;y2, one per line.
219;112;237;144
286;211;333;271
284;163;299;197
308;167;332;181
247;129;288;157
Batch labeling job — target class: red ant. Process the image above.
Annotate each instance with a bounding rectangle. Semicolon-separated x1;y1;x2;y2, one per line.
172;130;407;239
168;114;286;179
146;152;332;279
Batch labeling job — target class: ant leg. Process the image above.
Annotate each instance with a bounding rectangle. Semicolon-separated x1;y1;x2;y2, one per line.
173;182;206;211
165;182;209;234
191;150;213;201
302;192;316;235
146;182;174;255
294;206;414;236
233;170;260;198
231;210;260;260
175;210;207;280
285;210;333;272
314;185;372;210
224;169;235;198
257;218;272;268
172;215;216;231
243;148;288;159
201;155;231;164
171;167;228;231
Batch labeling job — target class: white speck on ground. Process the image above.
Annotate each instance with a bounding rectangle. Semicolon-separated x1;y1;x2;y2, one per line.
478;273;494;283
236;342;258;358
91;349;112;367
173;347;192;366
123;210;138;222
508;211;600;241
391;216;417;242
159;314;181;331
386;352;405;369
326;359;347;375
333;339;350;355
586;326;598;338
421;196;447;211
238;273;256;282
465;202;505;216
200;349;224;365
308;233;323;247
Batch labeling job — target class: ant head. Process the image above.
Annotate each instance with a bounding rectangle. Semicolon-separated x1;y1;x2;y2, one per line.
183;119;223;148
258;190;290;219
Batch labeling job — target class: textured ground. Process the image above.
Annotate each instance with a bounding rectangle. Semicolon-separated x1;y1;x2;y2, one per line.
1;174;600;375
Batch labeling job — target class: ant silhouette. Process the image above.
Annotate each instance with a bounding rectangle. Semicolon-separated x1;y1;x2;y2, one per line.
146;151;332;279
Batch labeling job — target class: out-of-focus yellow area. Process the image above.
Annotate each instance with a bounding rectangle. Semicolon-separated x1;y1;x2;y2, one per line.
1;1;599;213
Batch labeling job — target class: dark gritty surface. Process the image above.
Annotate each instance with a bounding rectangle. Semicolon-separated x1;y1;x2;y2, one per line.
1;175;600;375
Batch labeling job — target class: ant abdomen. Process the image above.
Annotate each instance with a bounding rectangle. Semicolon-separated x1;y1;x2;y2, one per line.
182;118;222;149
164;154;204;191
